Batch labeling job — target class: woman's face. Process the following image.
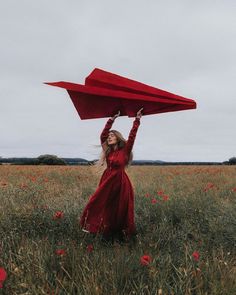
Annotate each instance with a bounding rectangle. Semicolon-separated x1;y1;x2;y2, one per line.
107;132;118;145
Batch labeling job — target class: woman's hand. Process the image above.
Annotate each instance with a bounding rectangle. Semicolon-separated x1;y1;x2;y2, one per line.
136;107;143;119
111;110;120;121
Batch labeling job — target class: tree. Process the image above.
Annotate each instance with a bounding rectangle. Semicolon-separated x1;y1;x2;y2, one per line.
37;154;67;165
228;156;236;165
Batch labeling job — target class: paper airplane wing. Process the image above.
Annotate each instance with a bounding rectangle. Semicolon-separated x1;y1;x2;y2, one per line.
44;68;197;120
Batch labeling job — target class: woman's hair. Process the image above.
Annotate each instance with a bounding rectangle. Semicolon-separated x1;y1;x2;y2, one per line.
91;130;133;175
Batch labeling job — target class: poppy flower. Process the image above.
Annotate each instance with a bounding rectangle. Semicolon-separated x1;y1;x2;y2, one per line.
53;211;64;220
151;198;157;204
203;183;214;192
157;191;164;195
145;193;150;198
162;195;169;201
30;176;37;182
192;251;200;261
55;249;66;256
0;267;7;288
140;254;152;266
87;244;94;252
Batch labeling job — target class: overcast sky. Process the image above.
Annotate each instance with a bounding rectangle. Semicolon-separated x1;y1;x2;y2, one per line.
0;0;235;161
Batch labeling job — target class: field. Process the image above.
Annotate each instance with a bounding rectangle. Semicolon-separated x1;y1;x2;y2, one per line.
0;165;236;295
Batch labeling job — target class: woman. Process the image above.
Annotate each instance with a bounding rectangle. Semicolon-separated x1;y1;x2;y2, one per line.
79;107;143;243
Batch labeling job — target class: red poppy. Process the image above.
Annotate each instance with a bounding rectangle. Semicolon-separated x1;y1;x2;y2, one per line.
53;211;64;220
140;254;152;266
151;198;157;204
55;249;66;256
145;193;150;198
157;190;164;195
162;195;169;201
0;267;7;288
192;251;200;261
203;182;215;192
87;244;94;252
28;176;37;182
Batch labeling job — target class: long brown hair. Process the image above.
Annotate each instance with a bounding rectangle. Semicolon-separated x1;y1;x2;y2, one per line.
91;129;133;175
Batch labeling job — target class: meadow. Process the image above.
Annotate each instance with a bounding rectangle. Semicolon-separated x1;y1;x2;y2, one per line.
0;165;235;295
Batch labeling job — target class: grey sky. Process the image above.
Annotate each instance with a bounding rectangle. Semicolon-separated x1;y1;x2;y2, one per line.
0;0;235;161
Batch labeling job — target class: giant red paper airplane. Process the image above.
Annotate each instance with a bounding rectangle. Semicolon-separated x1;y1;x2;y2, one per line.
44;68;197;119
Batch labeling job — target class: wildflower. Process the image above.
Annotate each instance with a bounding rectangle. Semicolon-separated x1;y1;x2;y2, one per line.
192;251;200;261
53;211;64;220
0;267;7;288
30;176;37;182
157;190;164;195
140;254;152;266
203;182;214;192
87;244;94;252
151;198;157;204
55;249;66;256
145;193;150;198
162;195;169;201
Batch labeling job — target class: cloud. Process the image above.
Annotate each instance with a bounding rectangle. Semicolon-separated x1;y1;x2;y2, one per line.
0;0;235;161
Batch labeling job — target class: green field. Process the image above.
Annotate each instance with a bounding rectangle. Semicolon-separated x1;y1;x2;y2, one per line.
0;165;235;294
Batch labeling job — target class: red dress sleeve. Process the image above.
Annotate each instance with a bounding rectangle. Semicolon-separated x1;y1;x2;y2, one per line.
125;117;140;156
100;118;114;145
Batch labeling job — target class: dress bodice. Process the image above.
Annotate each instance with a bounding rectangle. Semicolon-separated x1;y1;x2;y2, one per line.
107;148;127;170
100;117;141;171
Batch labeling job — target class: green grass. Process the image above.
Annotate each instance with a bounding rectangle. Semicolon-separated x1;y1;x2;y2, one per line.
0;165;235;294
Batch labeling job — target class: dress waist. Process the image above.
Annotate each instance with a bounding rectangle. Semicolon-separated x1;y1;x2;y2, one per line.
108;166;124;171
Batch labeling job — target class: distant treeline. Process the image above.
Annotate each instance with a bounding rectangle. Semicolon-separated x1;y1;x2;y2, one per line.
0;155;235;165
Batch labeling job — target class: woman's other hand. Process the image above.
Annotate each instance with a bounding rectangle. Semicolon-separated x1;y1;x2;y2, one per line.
136;107;143;119
111;110;120;121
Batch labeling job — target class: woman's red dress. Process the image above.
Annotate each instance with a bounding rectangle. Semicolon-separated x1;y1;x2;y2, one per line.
79;117;141;240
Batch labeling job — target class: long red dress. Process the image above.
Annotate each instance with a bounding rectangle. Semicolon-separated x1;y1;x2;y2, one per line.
79;117;141;240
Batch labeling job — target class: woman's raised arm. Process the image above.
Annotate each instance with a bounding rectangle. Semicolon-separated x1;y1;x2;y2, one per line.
125;117;141;156
125;108;143;156
100;118;114;145
100;110;121;145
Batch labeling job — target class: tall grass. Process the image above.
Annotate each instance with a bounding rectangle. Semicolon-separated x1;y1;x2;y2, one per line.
0;165;235;294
